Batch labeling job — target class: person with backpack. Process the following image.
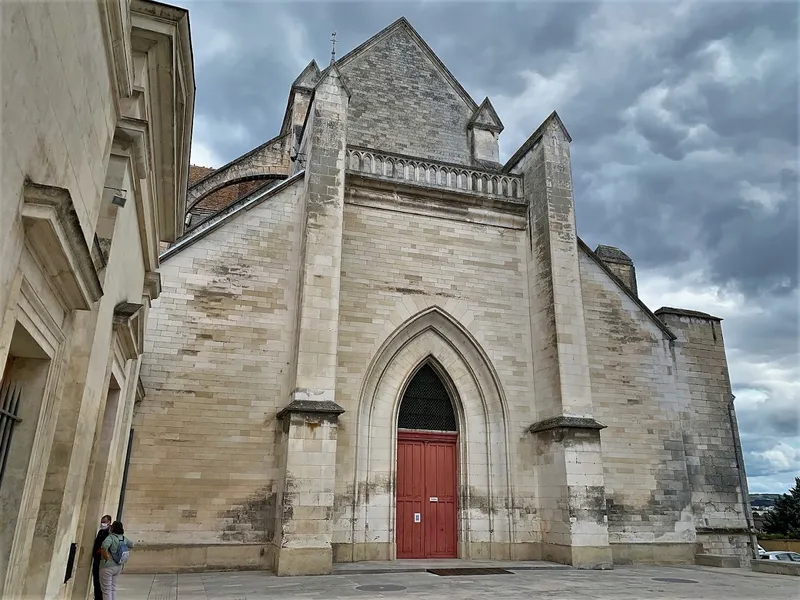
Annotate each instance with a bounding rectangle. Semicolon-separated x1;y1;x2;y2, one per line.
99;521;134;600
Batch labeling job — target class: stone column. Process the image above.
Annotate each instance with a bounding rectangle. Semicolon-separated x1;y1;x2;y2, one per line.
518;113;612;568
273;63;349;576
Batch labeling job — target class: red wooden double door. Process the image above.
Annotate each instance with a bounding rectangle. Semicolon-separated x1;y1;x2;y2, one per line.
396;430;458;558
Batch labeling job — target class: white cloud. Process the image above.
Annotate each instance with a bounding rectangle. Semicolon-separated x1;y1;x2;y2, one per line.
755;442;799;471
195;30;238;67
748;473;798;495
274;13;314;73
738;180;783;212
189;114;252;168
190;141;221;169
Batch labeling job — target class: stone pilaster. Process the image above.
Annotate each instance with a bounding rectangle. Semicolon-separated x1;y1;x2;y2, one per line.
273;63;349;576
519;113;612;568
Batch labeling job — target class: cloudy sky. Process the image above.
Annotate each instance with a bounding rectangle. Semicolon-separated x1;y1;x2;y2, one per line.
175;0;798;494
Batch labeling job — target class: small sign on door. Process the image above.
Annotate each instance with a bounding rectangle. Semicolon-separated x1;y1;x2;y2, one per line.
429;497;438;502
413;513;421;523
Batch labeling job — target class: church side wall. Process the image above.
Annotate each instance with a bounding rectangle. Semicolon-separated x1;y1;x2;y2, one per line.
579;253;697;564
123;182;304;572
340;29;474;165
333;198;539;561
657;311;751;565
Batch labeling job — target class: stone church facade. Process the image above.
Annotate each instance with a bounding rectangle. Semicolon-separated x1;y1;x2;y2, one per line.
124;18;754;576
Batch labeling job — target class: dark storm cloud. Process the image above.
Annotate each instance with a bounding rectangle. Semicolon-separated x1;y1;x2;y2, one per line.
175;0;799;492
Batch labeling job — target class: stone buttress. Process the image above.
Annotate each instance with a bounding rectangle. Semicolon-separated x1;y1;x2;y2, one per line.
272;63;350;576
510;114;613;568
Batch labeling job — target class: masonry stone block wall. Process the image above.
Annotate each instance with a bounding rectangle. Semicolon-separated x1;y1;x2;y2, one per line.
334;199;536;561
339;26;476;165
580;254;696;564
656;310;750;563
125;182;304;564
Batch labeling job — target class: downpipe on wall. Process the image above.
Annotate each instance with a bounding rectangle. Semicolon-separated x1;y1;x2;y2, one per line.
728;393;758;560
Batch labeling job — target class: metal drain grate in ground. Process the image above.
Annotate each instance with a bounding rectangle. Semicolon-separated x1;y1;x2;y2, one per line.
427;568;514;576
651;577;699;584
356;584;408;592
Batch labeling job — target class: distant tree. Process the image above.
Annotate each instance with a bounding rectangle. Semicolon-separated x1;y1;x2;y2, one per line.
763;477;800;538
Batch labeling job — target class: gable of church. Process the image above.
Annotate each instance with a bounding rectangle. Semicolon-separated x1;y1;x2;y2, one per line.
337;21;478;165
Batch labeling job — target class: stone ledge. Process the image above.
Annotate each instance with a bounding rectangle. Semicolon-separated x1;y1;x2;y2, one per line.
696;554;741;568
276;399;345;420
750;559;800;576
529;416;607;435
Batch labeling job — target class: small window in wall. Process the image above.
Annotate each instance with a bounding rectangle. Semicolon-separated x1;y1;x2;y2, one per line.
398;364;457;432
0;358;23;488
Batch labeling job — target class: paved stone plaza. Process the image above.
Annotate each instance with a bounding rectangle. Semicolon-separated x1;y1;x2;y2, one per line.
118;565;795;599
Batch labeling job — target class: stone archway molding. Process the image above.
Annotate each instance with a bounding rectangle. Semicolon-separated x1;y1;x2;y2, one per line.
186;133;291;211
351;305;515;560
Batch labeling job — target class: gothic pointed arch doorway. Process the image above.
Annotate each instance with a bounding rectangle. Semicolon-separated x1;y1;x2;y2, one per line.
351;306;515;563
396;361;458;559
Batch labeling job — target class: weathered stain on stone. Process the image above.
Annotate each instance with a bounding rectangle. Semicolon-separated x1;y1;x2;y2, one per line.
218;487;273;543
567;485;608;526
460;486;498;516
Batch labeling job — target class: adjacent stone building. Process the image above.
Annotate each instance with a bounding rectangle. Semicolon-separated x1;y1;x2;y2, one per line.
0;1;193;598
123;17;754;576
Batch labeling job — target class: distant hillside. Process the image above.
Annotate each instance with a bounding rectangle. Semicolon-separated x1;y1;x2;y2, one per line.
750;493;781;508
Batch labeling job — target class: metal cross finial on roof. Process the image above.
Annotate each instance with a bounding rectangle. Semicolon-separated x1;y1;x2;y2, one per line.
330;31;337;62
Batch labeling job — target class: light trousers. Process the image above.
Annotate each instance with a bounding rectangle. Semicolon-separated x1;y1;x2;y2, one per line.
99;565;123;600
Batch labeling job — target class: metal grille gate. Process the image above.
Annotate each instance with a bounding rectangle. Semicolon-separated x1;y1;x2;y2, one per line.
398;364;457;432
0;379;23;489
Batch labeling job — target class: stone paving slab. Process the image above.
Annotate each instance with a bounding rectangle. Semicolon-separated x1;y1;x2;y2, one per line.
118;564;796;599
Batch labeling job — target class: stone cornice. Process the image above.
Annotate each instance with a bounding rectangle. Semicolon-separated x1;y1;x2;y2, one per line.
113;118;159;273
276;400;345;420
114;117;149;175
98;0;135;102
528;415;607;435
20;181;103;311
655;307;723;322
346;177;527;230
112;302;145;360
131;0;196;243
143;271;162;302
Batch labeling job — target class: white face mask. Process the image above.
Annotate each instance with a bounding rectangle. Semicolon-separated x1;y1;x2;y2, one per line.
100;523;109;530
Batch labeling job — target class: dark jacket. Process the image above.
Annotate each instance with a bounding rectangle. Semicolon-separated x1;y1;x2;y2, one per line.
92;528;110;564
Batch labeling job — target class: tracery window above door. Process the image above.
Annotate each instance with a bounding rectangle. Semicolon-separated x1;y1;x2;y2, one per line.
397;363;457;432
